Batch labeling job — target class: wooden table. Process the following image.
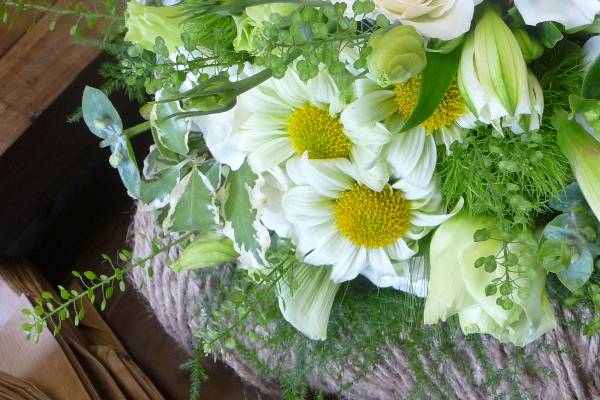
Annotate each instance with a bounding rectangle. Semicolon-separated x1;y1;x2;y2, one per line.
0;6;101;155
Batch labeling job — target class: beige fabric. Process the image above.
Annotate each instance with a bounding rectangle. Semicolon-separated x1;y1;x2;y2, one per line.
130;206;600;400
0;258;164;400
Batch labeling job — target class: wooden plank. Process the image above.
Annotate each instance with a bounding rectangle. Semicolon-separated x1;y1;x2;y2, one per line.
0;5;101;155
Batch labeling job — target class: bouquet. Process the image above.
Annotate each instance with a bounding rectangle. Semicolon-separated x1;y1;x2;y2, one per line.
9;0;600;396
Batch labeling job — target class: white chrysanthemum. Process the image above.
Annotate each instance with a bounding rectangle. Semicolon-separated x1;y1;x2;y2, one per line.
344;78;476;155
282;153;463;288
236;67;391;188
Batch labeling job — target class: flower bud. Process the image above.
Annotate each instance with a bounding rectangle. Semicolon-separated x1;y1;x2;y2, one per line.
513;29;544;62
124;2;185;52
367;25;427;87
458;7;543;133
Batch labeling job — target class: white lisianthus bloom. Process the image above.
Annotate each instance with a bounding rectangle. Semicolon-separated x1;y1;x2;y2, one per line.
514;0;600;30
343;77;476;154
370;0;483;40
234;67;391;188
282;153;463;289
191;106;248;170
458;8;544;134
424;214;557;347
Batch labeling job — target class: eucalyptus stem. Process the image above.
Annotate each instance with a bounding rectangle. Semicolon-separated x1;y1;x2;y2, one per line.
123;120;151;139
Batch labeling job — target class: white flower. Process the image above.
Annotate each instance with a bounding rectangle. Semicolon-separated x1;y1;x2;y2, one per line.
235;67;391;188
371;0;483;40
514;0;600;30
282;153;463;287
424;214;557;347
191;106;247;170
344;76;475;155
458;10;544;134
277;262;340;340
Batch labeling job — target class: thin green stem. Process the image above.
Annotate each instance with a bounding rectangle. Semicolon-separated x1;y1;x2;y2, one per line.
31;233;192;331
3;0;123;21
123;120;151;139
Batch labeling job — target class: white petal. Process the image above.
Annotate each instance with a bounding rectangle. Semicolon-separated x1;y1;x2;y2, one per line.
514;0;600;30
386;127;426;178
398;0;476;40
283;186;334;226
247;138;295;172
305;232;354;266
340;90;396;128
367;248;397;276
386;239;417;261
412;197;465;227
330;246;367;283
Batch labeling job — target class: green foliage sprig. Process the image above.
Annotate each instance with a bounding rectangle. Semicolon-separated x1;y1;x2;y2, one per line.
21;233;192;342
192;244;554;399
1;0;125;40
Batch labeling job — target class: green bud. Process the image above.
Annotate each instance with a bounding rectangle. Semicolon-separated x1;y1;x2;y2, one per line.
124;2;185;52
367;25;426;87
512;29;544;62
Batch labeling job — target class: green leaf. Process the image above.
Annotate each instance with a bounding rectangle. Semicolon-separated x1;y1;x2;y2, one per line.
536;22;563;49
549;182;586;212
171;232;238;272
399;47;461;133
222;161;269;266
41;292;53;300
198;160;222;190
83;271;97;280
140;165;181;205
558;249;594;292
583;56;600;100
109;135;141;199
151;100;191;155
164;168;217;232
82;86;123;139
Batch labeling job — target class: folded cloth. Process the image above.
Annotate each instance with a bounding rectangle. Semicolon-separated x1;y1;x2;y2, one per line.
0;258;164;400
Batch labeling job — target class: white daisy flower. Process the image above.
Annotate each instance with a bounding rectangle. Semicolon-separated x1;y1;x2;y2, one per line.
282;154;463;288
343;77;476;155
236;67;391;189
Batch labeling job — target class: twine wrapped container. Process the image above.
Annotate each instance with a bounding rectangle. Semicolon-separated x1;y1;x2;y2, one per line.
129;206;600;399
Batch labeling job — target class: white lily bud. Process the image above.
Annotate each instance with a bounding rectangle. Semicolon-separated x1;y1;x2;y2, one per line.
458;7;543;134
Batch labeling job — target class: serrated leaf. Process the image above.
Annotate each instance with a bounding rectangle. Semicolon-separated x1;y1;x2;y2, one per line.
164;168;217;232
222;162;269;267
171;232;238;272
151;99;191;155
399;47;461;133
140;165;181;205
198;160;222;190
82;86;123;139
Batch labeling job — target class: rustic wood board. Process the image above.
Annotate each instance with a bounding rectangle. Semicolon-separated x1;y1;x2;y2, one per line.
0;7;101;155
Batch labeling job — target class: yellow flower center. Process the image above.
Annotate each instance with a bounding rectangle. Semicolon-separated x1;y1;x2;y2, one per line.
287;105;352;159
334;184;411;248
394;75;465;133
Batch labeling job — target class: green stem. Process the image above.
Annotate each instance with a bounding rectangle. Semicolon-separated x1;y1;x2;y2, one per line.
123;121;151;139
31;233;192;333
